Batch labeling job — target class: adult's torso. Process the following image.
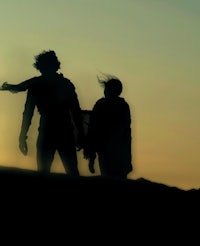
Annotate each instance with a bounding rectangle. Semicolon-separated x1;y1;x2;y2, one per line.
29;74;76;132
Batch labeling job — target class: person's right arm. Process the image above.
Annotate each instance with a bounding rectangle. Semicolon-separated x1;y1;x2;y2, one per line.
19;90;35;155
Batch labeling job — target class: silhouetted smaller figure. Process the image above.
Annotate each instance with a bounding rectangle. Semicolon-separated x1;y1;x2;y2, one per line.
1;50;84;176
84;74;133;179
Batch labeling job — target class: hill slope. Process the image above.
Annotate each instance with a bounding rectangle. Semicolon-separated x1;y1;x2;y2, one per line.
0;165;198;198
0;165;199;239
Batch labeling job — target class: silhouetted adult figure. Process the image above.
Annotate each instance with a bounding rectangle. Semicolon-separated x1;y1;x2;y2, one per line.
84;74;133;179
1;50;84;175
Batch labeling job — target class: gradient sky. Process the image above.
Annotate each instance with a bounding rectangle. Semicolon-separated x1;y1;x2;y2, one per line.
0;0;199;190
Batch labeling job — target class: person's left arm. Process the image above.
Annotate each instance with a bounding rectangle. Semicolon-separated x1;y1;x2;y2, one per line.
68;84;85;150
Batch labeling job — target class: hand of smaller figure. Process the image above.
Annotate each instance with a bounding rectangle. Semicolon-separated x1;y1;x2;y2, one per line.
88;159;95;174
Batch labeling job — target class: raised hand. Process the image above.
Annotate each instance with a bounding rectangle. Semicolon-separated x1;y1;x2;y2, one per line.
0;82;18;93
0;82;9;90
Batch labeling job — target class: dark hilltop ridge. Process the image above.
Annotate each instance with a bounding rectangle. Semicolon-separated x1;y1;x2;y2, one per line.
0;164;199;214
0;165;199;197
0;165;199;236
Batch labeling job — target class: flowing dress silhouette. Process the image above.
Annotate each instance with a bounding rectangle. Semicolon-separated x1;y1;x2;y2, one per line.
84;76;132;179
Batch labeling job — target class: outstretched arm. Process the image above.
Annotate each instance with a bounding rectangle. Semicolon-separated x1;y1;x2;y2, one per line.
0;82;22;93
0;78;35;93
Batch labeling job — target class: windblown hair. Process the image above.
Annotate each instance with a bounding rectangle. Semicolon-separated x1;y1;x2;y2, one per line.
97;73;123;97
33;50;61;72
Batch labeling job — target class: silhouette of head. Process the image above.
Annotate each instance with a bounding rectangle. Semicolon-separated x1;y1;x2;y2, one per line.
33;50;61;74
97;74;123;98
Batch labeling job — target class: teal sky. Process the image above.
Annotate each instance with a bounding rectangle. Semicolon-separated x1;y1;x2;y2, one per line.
0;0;199;190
